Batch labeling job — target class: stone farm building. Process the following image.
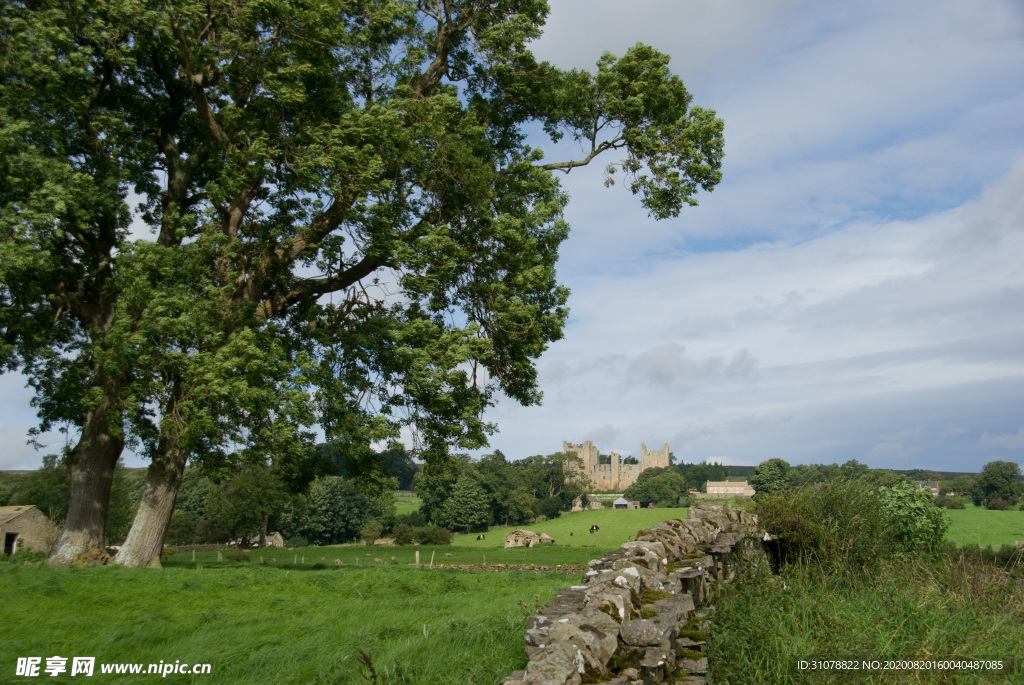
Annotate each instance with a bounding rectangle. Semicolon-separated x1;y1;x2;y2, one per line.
1;505;57;555
562;440;670;491
705;480;756;497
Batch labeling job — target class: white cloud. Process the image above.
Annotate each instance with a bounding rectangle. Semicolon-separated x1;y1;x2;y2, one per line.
0;424;51;471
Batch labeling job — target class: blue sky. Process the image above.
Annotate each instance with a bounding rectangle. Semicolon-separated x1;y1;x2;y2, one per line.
2;0;1023;473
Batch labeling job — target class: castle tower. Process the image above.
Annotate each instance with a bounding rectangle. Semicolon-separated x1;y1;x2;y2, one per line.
640;443;670;470
562;440;598;471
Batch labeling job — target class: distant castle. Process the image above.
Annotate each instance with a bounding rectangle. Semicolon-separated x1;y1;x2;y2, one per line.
562;440;670;492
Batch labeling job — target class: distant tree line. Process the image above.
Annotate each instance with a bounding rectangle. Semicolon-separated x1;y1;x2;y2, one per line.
1;446;595;547
746;458;1023;511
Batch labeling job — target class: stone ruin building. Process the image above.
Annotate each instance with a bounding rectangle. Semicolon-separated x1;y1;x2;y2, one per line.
562;440;670;491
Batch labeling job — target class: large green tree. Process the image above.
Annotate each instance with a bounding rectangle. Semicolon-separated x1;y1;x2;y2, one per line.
436;471;492;532
972;460;1022;507
1;0;724;567
750;458;793;498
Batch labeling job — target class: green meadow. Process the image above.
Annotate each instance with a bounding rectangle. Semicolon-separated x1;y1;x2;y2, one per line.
943;503;1023;549
1;562;572;684
394;494;423;517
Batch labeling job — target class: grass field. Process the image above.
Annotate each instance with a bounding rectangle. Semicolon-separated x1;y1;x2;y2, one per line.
1;562;573;684
394;494;422;517
943;503;1023;549
450;506;689;550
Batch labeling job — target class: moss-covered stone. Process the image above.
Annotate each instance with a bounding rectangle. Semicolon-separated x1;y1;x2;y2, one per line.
640;588;673;604
677;627;708;641
607;645;645;673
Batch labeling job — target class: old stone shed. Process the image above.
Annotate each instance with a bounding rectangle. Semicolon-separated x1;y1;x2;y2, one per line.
0;505;57;555
504;529;555;549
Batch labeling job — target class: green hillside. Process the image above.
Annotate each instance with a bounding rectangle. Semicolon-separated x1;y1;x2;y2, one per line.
450;507;689;550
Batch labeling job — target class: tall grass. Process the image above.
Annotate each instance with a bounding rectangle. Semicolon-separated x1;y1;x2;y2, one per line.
710;480;1024;684
708;553;1024;684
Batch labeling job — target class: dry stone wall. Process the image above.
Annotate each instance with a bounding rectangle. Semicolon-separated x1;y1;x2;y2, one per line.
500;503;768;685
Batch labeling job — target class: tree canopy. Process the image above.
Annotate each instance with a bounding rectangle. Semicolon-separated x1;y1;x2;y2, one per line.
0;0;723;565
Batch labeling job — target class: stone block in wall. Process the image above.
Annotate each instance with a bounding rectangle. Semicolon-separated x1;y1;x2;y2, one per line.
678;519;715;545
640;646;675;683
540;588;587;619
645;595;694;625
578;607;622;669
585;565;643;597
524;642;583;685
677;655;708;676
619;541;668;572
712;531;745;547
611;559;665;594
619;619;664;647
584;584;637;623
634;525;687;561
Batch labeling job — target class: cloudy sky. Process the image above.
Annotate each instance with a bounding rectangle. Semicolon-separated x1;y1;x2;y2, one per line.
476;0;1024;472
2;0;1023;473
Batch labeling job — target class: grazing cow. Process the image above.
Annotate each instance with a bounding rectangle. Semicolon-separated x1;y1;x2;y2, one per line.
589;525;600;534
445;553;453;557
476;534;485;540
569;532;573;536
374;558;382;564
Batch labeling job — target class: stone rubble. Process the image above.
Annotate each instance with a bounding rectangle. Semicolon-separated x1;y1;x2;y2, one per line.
500;503;768;685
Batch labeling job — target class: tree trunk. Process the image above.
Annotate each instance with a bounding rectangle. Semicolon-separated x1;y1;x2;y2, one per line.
49;377;124;564
259;513;268;548
114;443;187;569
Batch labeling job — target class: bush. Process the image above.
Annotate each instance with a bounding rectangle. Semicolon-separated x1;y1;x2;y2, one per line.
731;495;753;510
756;479;948;569
414;525;452;545
286;535;309;548
225;549;250;562
877;482;948;555
985;498;1012;510
360;520;383;545
935;496;965;509
392;524;415;546
399;510;427;528
533;496;562;520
